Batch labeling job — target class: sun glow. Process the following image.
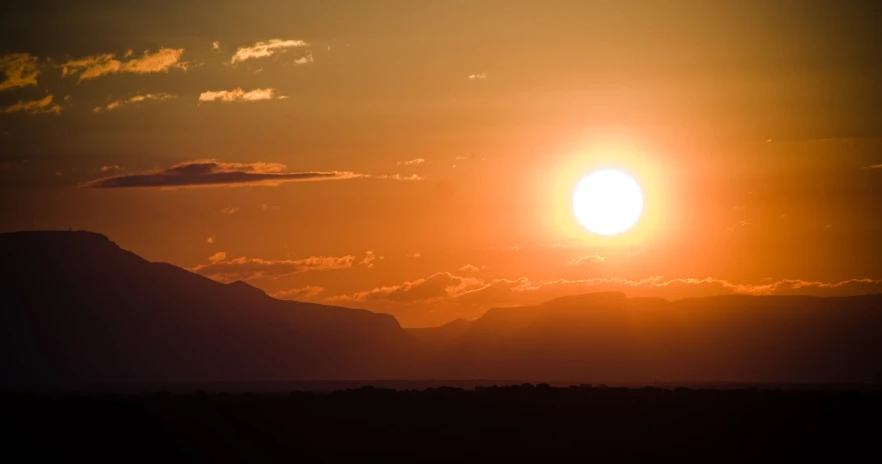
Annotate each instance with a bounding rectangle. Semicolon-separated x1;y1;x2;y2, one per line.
573;169;644;236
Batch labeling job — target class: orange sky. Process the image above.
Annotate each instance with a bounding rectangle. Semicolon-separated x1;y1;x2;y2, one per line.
2;1;881;326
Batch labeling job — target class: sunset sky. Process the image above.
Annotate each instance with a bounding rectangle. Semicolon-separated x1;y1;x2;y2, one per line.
2;0;881;326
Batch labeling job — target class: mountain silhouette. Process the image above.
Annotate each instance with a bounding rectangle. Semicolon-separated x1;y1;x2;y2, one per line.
2;230;882;387
0;231;421;386
409;292;882;382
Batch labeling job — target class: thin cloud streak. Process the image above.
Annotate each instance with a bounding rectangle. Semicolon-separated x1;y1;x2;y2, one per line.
568;254;606;265
83;159;363;189
61;48;186;81
231;39;308;64
191;255;356;283
93;93;175;112
2;95;62;115
330;273;882;306
274;286;324;300
198;88;282;103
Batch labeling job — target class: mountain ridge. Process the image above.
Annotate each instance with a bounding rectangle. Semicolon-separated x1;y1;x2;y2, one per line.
2;230;882;386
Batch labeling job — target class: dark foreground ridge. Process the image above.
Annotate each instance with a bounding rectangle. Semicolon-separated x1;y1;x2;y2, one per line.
2;230;882;385
5;385;880;462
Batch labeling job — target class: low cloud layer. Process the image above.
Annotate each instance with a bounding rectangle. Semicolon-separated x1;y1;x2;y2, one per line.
93;93;175;112
198;88;282;103
231;39;309;64
2;95;62;115
330;273;882;308
273;286;324;300
331;272;484;303
83;160;361;189
191;249;379;282
191;254;356;282
0;53;39;91
61;48;186;81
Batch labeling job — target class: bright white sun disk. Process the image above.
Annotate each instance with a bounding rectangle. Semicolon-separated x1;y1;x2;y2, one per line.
573;169;643;235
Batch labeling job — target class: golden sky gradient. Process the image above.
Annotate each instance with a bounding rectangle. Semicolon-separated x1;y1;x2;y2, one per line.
2;1;881;326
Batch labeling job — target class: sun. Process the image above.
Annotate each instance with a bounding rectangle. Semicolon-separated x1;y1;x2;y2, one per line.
573;169;643;235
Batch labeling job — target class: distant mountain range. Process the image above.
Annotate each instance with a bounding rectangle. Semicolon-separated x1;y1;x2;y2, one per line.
2;231;881;387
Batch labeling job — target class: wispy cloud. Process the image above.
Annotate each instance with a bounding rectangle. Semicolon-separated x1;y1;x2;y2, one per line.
468;72;487;80
212;41;220;50
83;159;363;189
568;254;606;265
372;174;423;181
293;51;314;65
93;93;175;112
397;158;426;166
219;207;242;214
61;48;186;82
198;88;283;103
330;273;882;307
2;95;62;115
862;164;882;169
360;250;378;268
273;286;324;300
458;264;487;272
0;53;39;91
191;254;356;282
330;272;484;303
231;39;309;64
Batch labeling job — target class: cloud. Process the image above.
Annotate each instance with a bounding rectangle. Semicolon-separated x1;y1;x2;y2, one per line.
206;236;214;244
231;39;309;64
515;276;882;301
0;53;39;91
372;173;423;181
458;264;486;272
273;286;324;300
198;88;283;103
191;254;355;282
219;207;241;214
212;41;220;50
863;164;882;169
330;273;882;308
293;52;314;65
405;252;422;258
83;159;363;189
397;158;426;166
360;250;378;268
99;165;122;172
2;95;62;115
468;73;487;80
568;254;606;265
61;48;186;82
487;244;523;252
453;277;530;305
93;93;175;112
331;272;484;303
